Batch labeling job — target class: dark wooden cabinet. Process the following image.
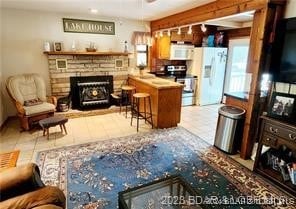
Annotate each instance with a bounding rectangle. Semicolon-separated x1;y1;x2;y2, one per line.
254;116;296;196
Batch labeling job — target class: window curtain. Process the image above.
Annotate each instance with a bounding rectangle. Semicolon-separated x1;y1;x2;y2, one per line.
131;31;151;46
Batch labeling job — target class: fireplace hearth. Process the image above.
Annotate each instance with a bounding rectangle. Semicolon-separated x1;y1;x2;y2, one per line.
70;76;113;109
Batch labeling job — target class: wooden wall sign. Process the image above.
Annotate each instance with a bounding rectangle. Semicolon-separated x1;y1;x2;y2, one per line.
63;18;115;35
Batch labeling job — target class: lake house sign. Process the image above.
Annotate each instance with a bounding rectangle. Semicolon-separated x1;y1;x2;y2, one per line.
63;18;115;35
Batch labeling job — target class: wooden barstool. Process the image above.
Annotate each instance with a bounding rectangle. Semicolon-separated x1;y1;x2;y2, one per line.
121;85;136;118
130;93;153;132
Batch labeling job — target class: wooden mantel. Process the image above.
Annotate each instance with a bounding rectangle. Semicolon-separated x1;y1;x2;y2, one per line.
44;51;131;56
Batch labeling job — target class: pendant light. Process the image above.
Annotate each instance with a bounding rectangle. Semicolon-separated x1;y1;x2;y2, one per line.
177;27;181;35
201;24;207;32
187;25;192;34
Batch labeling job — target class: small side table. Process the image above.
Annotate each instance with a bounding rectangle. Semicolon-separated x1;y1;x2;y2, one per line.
39;115;68;139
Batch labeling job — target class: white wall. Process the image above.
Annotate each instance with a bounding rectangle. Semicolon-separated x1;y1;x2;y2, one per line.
0;10;5;127
0;54;5;127
285;0;296;18
0;8;148;121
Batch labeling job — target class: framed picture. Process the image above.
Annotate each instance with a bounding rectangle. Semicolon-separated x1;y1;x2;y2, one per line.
54;42;62;51
267;92;296;123
56;59;67;70
115;59;123;68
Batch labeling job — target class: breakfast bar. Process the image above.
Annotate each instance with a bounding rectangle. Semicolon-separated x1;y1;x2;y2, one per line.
128;74;183;128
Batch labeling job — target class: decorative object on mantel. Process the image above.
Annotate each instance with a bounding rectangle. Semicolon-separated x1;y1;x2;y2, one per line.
86;42;96;52
43;51;130;56
63;18;115;35
124;40;128;53
43;42;51;52
71;41;76;51
54;42;62;51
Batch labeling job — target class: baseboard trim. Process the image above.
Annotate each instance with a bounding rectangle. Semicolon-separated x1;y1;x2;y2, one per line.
0;116;17;132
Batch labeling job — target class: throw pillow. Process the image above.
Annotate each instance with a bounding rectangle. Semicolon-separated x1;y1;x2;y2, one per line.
24;98;43;106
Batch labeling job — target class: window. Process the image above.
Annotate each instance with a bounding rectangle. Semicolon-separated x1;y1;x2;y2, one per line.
224;38;250;93
136;44;148;67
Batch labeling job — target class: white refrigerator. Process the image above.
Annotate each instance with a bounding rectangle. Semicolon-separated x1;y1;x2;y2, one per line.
187;47;228;106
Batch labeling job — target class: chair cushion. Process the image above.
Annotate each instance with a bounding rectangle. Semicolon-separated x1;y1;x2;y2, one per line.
23;102;55;116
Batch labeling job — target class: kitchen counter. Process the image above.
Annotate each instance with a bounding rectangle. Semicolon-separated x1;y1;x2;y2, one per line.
150;71;198;79
224;91;268;102
128;75;183;128
224;92;249;102
128;74;183;89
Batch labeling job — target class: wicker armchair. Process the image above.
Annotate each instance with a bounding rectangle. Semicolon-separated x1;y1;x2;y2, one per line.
6;73;57;130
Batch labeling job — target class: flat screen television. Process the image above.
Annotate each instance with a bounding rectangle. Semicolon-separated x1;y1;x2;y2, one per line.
271;17;296;84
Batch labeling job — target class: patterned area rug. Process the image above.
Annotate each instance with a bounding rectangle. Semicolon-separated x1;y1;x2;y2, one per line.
36;127;295;209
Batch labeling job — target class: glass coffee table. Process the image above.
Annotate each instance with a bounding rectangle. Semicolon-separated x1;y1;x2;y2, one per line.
118;175;209;209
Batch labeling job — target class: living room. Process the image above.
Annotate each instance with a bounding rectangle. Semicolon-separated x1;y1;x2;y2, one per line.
1;0;296;208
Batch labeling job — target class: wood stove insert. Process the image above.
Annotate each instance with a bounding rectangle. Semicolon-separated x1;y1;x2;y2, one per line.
70;76;113;109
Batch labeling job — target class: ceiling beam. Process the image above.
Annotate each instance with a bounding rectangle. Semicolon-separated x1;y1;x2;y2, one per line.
242;21;253;27
205;20;243;28
150;0;268;32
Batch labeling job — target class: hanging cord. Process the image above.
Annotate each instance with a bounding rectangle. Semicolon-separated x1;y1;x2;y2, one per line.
141;0;145;30
119;0;123;25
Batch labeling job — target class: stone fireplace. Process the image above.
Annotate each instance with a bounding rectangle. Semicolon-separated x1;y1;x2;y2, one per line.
46;52;129;109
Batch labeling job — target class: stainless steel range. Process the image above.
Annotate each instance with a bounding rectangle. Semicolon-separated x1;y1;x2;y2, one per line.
164;65;197;106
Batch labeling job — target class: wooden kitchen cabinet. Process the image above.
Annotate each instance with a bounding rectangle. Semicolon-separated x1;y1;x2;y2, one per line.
170;31;193;42
254;116;296;196
156;35;171;59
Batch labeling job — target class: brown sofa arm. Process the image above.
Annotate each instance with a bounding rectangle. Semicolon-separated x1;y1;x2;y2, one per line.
0;186;66;209
0;163;45;201
33;205;64;209
47;96;57;107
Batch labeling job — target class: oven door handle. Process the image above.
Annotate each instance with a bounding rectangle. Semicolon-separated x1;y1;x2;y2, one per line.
177;78;193;93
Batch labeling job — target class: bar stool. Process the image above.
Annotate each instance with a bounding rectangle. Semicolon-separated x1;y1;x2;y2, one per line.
121;85;136;118
130;93;153;132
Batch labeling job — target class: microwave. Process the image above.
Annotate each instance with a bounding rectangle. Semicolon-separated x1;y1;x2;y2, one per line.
170;44;194;60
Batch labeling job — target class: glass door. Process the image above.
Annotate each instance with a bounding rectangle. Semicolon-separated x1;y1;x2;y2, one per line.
223;38;250;94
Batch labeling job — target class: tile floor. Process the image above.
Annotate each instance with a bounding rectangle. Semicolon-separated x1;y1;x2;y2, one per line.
0;104;254;169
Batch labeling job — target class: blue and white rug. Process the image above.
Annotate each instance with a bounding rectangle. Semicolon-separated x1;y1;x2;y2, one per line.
36;127;295;209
